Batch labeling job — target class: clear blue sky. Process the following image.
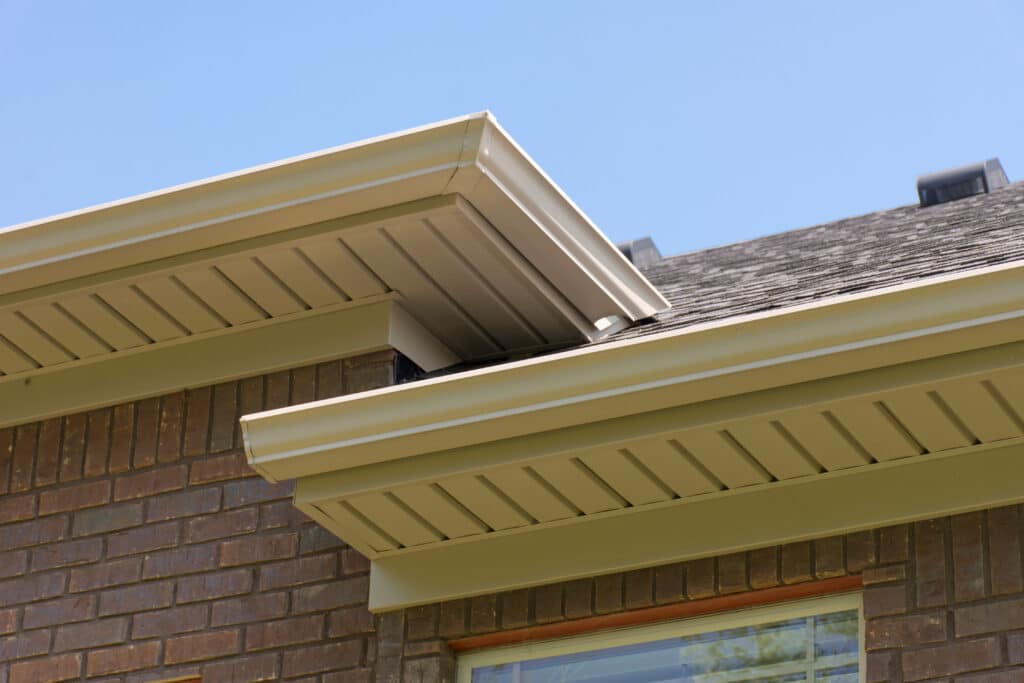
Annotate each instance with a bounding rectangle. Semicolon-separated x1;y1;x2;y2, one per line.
2;1;1022;257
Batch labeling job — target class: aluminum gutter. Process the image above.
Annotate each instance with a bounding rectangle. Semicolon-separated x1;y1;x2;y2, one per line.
242;259;1024;482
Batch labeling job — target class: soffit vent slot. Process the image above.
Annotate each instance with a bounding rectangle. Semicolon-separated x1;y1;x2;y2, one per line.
917;158;1009;207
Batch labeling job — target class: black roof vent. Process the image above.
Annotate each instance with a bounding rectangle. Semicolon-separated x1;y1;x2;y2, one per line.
917;158;1009;207
617;237;662;268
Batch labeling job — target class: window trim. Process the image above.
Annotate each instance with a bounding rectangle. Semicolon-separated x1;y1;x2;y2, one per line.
456;592;864;683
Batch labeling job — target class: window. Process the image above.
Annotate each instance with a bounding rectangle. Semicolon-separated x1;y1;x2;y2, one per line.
458;594;863;683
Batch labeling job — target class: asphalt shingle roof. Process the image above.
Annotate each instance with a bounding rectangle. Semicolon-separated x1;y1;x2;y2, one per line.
619;181;1024;341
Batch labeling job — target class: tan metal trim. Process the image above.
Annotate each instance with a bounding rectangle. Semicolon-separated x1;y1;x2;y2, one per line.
243;260;1024;481
0;299;454;430
367;438;1024;611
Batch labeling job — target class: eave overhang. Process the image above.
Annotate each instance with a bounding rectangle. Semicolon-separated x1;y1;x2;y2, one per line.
0;113;667;427
240;260;1024;611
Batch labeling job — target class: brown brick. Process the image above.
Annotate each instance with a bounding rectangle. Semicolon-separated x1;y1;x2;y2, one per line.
133;397;160;468
686;557;716;598
879;524;909;563
157;391;185;462
132;603;209;639
955;595;1024;636
565;578;593;618
0;629;50;660
438;600;466;637
717;553;748;594
107;520;179;558
30;537;102;570
0;493;35;523
177;568;253;603
39;479;111;515
0;514;67;550
141;543;218;579
748;547;779;589
145;486;221;522
780;542;812;584
72;501;142;536
863;583;907;618
10;423;37;491
952;511;986;601
469;594;498;632
189;451;255;485
0;550;26;578
108;403;134;473
84;408;112;477
211;591;287;626
0;571;66;605
184;507;257;544
201;652;278;682
183;385;212;457
317;360;343;399
223;477;292;509
914;518;948;607
865;611;946;650
210;382;239;453
220;531;297;566
0;608;15;634
501;588;530;628
291;575;369;613
259;553;336;590
900;636;1000;681
987;505;1024;595
814;536;845;578
534;584;563;623
165;629;240;664
248;614;324;650
10;652;81;683
87;641;161;676
34;417;62;487
69;556;141;591
59;413;86;482
54;617;128;651
302;524;344;555
98;580;174;616
24;593;96;628
862;564;906;585
114;464;187;501
281;640;362;677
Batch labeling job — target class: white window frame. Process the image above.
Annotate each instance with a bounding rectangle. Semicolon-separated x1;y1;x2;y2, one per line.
457;592;865;683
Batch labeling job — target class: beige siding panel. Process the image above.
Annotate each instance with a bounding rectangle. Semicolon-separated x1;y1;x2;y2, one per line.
882;390;973;452
935;380;1021;443
430;208;578;344
388;217;542;348
257;249;347;308
627;438;722;497
60;295;149;350
777;411;870;471
321;500;399;553
0;311;74;366
530;457;624;513
483;467;577;523
217;258;307;316
136;277;225;334
347;492;443;548
828;400;921;461
20;303;109;359
578;449;672;505
343;230;499;358
0;336;36;374
299;239;388;299
437;475;532;531
98;287;187;342
391;483;488;540
176;268;266;325
676;429;772;489
727;421;821;480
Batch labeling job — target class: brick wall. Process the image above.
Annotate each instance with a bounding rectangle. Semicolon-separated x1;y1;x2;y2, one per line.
0;351;396;683
2;351;1023;682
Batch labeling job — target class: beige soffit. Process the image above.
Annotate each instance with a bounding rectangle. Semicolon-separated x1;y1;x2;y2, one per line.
0;113;667;426
240;260;1024;610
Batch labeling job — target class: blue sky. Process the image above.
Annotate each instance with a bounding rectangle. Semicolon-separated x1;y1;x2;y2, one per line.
2;1;1022;256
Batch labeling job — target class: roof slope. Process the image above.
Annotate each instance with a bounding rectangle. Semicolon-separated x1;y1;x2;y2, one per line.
623;181;1024;340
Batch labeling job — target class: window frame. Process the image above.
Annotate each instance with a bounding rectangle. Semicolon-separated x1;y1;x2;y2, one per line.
456;592;865;683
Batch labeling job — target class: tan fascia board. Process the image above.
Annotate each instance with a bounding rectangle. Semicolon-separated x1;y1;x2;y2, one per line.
0;298;455;430
367;437;1024;610
0;113;666;332
242;259;1024;482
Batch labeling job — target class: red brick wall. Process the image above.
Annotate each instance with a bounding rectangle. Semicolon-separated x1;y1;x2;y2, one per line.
0;352;396;683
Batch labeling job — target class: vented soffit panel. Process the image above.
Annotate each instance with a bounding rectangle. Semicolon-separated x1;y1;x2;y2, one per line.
0;113;668;424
